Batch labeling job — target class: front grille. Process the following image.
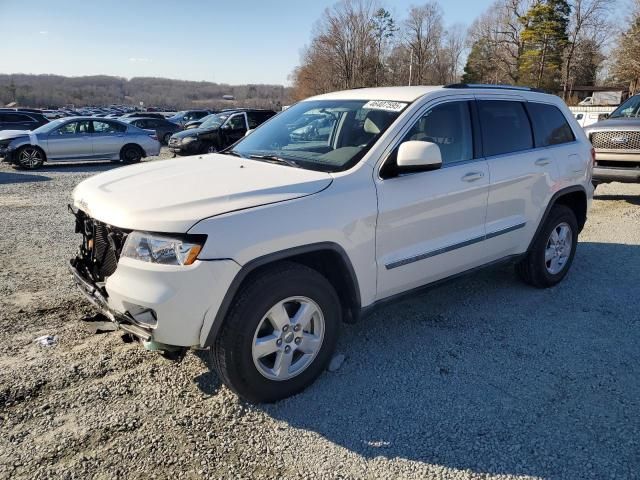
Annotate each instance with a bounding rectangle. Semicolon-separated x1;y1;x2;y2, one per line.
71;208;127;284
590;131;640;151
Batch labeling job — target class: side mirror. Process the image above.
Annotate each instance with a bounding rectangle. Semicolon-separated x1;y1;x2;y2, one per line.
221;124;231;130
397;141;442;172
244;129;254;136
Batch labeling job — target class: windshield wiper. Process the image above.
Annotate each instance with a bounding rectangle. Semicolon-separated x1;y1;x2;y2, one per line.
249;154;301;168
224;149;247;158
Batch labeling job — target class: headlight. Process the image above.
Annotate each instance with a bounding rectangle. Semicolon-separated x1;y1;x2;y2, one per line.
121;231;206;266
181;136;197;144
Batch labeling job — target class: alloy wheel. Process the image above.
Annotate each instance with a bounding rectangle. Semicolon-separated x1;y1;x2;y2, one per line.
251;296;325;381
19;147;42;168
545;222;573;275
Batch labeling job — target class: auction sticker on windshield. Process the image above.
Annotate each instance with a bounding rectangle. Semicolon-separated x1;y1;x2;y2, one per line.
362;100;407;112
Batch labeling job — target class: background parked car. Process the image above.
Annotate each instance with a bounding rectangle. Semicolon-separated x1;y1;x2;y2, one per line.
120;112;167;120
183;112;220;130
0;117;160;169
167;110;211;128
0;111;49;131
122;117;181;145
168;109;275;155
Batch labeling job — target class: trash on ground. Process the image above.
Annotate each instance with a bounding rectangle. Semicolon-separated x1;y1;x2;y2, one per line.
34;335;58;347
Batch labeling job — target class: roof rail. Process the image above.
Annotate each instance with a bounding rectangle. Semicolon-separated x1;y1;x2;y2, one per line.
444;83;547;93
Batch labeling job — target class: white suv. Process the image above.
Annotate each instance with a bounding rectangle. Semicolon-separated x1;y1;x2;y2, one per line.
69;85;593;402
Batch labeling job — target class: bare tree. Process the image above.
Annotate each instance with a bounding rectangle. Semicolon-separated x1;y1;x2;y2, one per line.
562;0;614;99
404;2;444;84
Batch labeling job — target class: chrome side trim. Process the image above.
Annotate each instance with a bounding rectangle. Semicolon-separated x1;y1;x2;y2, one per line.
385;222;526;270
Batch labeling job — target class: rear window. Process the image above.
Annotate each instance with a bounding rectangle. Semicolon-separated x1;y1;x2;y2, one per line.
478;100;533;157
2;113;34;122
527;102;575;147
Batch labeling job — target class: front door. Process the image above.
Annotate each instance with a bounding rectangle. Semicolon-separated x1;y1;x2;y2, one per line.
46;120;93;160
221;113;248;148
375;99;490;300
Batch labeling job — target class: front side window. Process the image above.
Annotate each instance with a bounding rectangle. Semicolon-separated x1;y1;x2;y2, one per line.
527;102;575;147
609;95;640;118
478;100;533;156
231;99;405;172
400;101;473;165
4;113;33;122
226;114;247;130
55;122;79;135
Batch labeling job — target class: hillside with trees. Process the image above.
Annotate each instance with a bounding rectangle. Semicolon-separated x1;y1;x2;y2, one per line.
0;74;291;110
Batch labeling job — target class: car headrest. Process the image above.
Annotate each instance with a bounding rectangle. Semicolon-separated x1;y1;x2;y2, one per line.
363;110;392;135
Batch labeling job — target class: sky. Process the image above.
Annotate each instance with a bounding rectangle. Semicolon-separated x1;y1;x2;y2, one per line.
0;0;489;86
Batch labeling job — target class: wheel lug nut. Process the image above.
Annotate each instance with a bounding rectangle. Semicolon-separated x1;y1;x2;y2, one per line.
276;339;282;346
282;325;289;332
294;337;301;345
284;346;291;353
293;324;301;332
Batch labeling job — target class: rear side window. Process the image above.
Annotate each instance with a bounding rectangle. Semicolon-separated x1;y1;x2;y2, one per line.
478;101;533;156
527;102;575;147
3;113;34;122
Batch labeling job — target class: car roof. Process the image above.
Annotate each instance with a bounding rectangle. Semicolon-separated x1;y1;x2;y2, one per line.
307;84;560;103
309;86;444;102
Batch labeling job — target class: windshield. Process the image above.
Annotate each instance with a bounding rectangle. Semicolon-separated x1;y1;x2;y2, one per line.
609;95;640;118
201;113;230;129
229;99;406;172
32;118;66;134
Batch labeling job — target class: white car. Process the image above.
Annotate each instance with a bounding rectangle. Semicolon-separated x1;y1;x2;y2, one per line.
69;85;593;402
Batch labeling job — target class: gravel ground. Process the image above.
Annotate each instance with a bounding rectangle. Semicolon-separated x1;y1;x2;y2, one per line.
1;152;639;479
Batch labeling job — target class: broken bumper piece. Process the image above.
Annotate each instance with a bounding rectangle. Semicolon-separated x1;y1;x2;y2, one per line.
68;259;153;342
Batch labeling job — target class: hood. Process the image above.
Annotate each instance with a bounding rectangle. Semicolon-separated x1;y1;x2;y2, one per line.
0;130;30;141
585;117;640;131
72;154;333;232
172;126;217;138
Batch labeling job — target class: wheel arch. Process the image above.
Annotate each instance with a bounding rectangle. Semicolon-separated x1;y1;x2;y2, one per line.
203;242;361;347
527;185;588;252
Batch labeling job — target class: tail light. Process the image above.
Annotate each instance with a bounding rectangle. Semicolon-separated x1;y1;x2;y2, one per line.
590;147;596;167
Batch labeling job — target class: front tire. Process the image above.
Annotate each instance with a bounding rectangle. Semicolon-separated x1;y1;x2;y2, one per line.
15;146;45;170
209;262;341;403
516;205;578;288
162;133;172;145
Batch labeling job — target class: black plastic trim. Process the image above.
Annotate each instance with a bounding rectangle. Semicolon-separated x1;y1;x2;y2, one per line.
385;222;526;269
362;254;524;318
526;185;587;252
202;242;361;347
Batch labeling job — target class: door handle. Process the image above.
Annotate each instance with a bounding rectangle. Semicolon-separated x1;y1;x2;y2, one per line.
461;172;484;182
535;158;551;166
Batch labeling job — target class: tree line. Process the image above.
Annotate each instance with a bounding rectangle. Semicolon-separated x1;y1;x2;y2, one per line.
0;74;291;110
290;0;640;102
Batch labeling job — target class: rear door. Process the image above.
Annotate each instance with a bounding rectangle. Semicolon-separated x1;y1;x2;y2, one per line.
375;98;490;299
526;101;585;184
46;120;94;160
479;98;556;260
91;120;127;159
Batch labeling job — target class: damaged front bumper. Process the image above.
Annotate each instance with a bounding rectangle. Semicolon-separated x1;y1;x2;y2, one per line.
69;258;153;341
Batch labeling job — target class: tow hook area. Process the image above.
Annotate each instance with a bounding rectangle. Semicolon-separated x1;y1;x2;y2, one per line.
80;312;187;361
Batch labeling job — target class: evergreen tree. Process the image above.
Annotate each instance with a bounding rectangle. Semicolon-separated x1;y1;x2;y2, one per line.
518;0;570;89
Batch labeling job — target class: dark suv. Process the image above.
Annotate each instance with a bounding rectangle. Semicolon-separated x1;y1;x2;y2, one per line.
0;111;49;131
168;109;276;155
585;94;640;184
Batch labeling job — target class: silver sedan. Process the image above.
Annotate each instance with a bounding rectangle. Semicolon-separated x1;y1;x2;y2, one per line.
0;117;161;169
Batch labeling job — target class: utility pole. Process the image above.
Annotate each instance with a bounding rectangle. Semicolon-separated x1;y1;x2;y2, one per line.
408;50;413;86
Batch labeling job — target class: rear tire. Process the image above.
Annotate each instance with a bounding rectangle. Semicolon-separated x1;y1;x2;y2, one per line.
209;262;341;403
119;144;143;164
516;204;578;288
162;133;172;145
15;146;45;170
